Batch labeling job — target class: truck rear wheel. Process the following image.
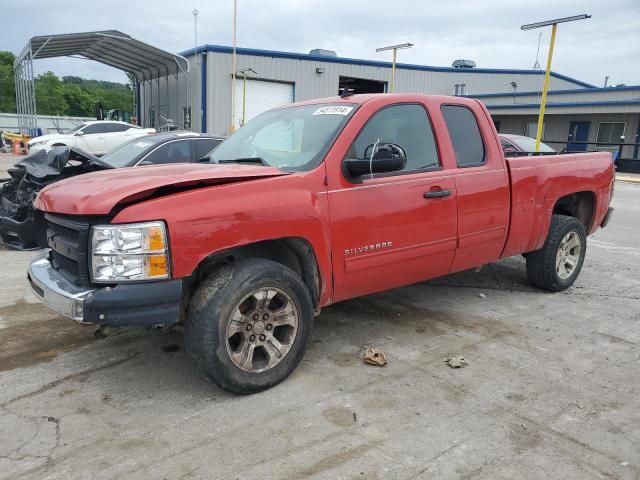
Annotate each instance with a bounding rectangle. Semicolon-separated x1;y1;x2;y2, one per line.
526;214;586;292
185;259;314;394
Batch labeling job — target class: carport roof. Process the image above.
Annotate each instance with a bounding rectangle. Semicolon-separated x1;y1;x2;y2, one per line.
15;30;189;81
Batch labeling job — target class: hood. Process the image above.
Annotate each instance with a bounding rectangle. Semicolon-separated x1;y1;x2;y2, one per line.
28;133;70;145
34;163;289;215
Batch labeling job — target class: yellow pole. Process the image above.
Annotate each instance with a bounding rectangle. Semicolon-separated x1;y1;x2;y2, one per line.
390;48;397;93
241;72;247;126
535;22;557;152
230;0;237;133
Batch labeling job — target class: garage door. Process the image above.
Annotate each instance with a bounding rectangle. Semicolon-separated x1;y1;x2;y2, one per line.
233;79;293;129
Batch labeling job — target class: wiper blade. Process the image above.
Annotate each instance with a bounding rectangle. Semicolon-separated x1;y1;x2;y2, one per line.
216;157;269;166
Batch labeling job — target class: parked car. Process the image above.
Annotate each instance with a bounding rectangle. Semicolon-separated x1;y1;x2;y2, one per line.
28;94;614;394
499;133;555;155
26;121;156;156
0;132;223;249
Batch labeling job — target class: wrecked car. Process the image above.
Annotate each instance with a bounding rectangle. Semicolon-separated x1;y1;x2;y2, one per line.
0;147;106;249
1;133;223;249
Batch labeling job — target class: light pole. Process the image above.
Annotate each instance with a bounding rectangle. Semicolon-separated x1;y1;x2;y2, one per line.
237;68;256;127
376;43;413;93
521;14;591;151
230;0;238;133
192;8;199;131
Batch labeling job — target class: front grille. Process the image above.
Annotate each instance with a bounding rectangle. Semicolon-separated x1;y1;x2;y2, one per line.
45;213;91;286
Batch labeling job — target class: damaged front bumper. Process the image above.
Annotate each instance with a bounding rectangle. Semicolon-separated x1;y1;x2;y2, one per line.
0;214;37;250
28;251;183;326
28;252;93;322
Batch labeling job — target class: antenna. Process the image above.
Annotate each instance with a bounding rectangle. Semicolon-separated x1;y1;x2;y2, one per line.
533;32;542;70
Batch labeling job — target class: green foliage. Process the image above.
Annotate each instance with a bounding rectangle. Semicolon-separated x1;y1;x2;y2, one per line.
0;51;134;117
0;51;16;112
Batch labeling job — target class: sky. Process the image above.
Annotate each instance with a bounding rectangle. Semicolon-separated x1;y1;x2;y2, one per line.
2;0;639;88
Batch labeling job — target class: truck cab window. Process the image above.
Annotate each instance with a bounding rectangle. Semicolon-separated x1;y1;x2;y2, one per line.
348;104;439;173
441;105;485;167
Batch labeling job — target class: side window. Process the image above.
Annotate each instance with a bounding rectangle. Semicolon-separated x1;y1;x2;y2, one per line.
81;123;105;135
347;104;439;172
104;123;128;133
441;105;485;167
144;141;192;164
195;138;222;159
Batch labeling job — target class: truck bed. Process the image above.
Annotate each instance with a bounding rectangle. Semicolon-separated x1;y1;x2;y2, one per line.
501;151;614;258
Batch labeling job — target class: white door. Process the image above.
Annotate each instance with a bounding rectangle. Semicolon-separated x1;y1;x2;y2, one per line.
75;123;107;154
233;79;293;129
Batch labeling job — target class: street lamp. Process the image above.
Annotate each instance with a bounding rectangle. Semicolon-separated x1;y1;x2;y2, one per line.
237;68;256;127
376;43;413;93
521;14;591;151
230;0;238;133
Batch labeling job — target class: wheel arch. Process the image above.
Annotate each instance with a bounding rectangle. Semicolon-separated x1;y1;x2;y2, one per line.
186;237;322;309
552;190;596;232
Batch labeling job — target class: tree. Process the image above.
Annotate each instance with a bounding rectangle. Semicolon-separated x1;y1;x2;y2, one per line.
35;71;68;115
0;51;16;112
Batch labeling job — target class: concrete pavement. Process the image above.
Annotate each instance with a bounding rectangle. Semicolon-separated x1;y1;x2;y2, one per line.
0;157;638;479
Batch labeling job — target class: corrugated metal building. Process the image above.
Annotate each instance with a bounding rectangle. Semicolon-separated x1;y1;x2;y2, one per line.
476;86;640;162
140;44;592;135
138;44;639;169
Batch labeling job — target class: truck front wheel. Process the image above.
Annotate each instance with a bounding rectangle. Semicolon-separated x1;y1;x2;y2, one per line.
185;259;314;394
526;214;587;292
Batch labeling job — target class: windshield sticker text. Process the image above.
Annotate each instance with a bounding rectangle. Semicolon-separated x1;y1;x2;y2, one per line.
312;106;354;116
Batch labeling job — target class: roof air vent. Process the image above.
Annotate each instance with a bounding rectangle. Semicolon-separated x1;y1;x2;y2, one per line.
452;59;476;68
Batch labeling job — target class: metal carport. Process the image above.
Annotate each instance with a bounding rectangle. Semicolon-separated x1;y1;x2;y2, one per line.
14;30;191;134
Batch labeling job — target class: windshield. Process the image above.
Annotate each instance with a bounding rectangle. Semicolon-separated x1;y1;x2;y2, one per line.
511;136;555;153
210;103;356;171
64;123;88;134
99;137;158;167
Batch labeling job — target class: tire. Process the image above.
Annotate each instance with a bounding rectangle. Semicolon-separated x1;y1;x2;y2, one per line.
526;214;587;292
185;259;314;394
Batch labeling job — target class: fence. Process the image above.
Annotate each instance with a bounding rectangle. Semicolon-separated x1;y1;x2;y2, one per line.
0;113;94;135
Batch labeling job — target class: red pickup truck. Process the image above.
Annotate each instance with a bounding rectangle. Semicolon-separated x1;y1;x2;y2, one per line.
28;94;614;393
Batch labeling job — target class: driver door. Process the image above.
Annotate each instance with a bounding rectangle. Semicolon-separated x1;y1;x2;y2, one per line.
327;103;458;301
75;123;106;154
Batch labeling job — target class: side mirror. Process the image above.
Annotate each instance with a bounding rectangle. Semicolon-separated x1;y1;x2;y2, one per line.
137;160;154;166
75;131;84;136
344;143;407;177
198;156;210;162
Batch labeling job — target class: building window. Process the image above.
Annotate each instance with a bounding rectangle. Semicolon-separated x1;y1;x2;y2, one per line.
524;121;545;139
596;122;626;147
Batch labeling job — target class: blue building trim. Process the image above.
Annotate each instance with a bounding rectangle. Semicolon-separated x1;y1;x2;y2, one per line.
200;52;207;133
474;85;640;99
487;100;640;110
135;80;141;126
179;44;595;89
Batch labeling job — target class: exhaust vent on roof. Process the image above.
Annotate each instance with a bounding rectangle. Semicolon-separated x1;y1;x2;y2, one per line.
452;59;476;68
309;49;337;57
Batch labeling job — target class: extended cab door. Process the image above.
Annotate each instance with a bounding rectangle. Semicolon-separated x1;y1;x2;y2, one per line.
327;102;458;301
441;102;510;273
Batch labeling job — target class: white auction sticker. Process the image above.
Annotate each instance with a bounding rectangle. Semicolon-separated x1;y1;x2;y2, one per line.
134;141;153;148
312;106;354;116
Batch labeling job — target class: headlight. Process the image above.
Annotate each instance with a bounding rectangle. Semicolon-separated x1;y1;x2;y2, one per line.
90;221;170;282
29;140;48;147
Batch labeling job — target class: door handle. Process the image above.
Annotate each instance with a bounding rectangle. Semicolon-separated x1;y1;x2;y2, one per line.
424;189;451;198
